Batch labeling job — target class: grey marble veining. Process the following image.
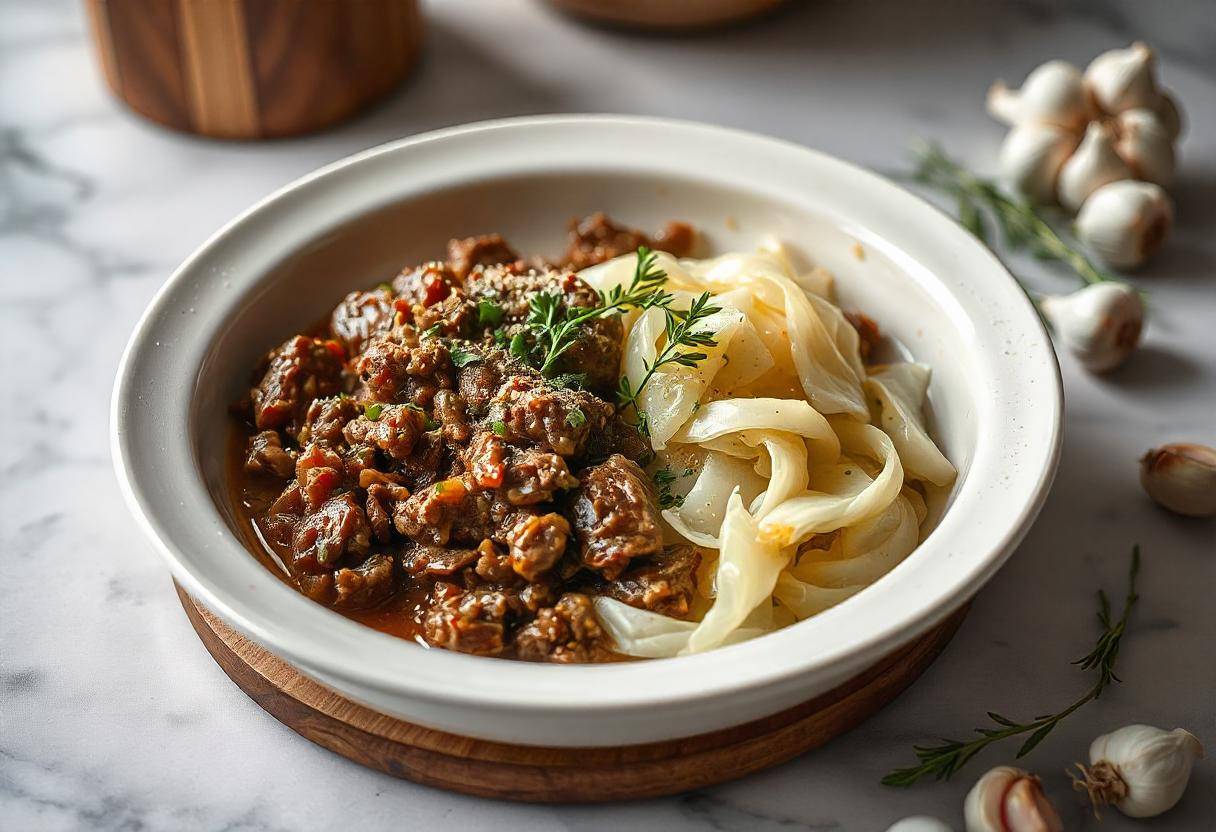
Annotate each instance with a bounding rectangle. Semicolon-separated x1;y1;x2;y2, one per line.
1;1;1213;829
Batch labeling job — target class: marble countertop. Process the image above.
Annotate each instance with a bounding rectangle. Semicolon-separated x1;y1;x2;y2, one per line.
2;0;1213;829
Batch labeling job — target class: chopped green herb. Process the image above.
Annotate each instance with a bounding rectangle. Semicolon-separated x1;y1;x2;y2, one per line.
682;467;695;477
424;417;440;431
509;331;531;360
652;467;684;510
477;298;505;327
364;403;384;421
376;281;394;293
548;372;587;390
421;323;443;339
490;420;507;437
566;407;587;428
449;344;481;368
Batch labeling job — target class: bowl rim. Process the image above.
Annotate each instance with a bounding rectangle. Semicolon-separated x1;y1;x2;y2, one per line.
112;114;1062;716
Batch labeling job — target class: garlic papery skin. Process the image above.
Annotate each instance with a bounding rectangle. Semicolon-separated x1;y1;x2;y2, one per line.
1057;123;1134;211
1040;282;1144;372
886;816;954;832
964;766;1063;832
1153;91;1184;143
998;124;1079;204
1113;108;1175;187
1075;180;1173;269
987;60;1092;131
1085;42;1160;114
1140;443;1216;517
1077;725;1205;818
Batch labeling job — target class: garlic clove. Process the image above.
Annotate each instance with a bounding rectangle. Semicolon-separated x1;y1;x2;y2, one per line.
987;60;1093;131
998;124;1079;204
1040;282;1144;373
1152;90;1184;143
1085;42;1161;114
964;766;1063;832
1057;122;1134;212
1079;724;1205;818
1075;180;1173;269
1140;443;1216;517
1113;108;1175;187
886;816;954;832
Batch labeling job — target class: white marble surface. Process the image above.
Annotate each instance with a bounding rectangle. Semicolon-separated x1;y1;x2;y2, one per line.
2;1;1214;829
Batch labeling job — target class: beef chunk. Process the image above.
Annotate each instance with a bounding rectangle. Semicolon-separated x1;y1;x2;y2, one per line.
244;430;296;478
457;360;502;415
329;288;394;357
423;586;512;656
561;213;696;270
586;416;653;466
569;454;662;579
294;443;345;511
496;375;612;457
845;311;882;364
291;493;372;574
251;336;347;431
446;234;519;280
300;395;360;446
432;389;470;444
501;448;579;505
514;593;608;663
506;511;570;581
355;337;452;404
591;546;700;617
402;545;479;577
393;476;470;546
392;262;460;309
365;480;410;543
298;553;395;610
343;403;427;460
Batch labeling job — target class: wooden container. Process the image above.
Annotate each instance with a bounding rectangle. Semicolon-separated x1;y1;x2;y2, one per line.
547;0;786;29
84;0;423;140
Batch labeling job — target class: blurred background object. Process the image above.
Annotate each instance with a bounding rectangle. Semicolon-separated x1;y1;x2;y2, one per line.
546;0;785;30
83;0;423;139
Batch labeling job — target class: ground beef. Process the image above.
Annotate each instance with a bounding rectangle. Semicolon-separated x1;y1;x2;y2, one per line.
561;213;697;270
244;430;296;478
446;233;520;280
329;289;394;357
495;375;613;457
514;593;608;663
589;546;700;617
251;336;348;431
291;493;372;574
569;454;663;579
299;553;395;610
845;311;883;363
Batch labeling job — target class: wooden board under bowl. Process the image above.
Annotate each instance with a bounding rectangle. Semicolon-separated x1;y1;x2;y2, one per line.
176;583;966;802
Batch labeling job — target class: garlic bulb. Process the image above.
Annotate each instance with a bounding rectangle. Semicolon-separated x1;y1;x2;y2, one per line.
1075;725;1204;818
1154;91;1184;142
1113;108;1175;187
1085;42;1160;114
1140;443;1216;517
987;60;1092;131
998;125;1079;204
1057;123;1133;211
1040;282;1144;372
1075;180;1173;269
886;816;954;832
964;766;1063;832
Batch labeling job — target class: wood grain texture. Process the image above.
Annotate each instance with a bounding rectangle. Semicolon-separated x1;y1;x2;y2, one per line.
176;583;967;802
84;0;422;139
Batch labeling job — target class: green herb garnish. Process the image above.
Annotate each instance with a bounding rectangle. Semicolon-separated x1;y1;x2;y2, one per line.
363;403;384;421
376;281;394;293
449;344;481;368
421;323;443;339
477;298;505;327
490;420;507;437
883;546;1142;787
652;467;684;510
565;407;586;428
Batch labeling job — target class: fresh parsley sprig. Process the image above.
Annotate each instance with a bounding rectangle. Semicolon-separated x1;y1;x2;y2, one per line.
882;546;1142;787
911;142;1120;288
616;291;722;431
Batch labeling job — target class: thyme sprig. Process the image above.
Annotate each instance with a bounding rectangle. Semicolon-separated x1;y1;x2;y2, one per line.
911;143;1121;288
520;246;672;376
616;291;722;434
882;545;1142;787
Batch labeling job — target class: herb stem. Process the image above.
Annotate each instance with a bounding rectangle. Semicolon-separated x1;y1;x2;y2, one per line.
882;545;1141;787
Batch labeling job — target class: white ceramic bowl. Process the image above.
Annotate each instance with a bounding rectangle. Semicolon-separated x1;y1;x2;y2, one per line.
112;115;1062;747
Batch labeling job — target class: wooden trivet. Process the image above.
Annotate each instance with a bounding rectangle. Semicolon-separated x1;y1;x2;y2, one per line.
176;584;965;802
